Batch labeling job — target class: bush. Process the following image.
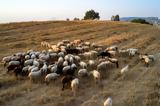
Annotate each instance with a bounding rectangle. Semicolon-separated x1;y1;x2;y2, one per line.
131;19;152;25
84;9;100;20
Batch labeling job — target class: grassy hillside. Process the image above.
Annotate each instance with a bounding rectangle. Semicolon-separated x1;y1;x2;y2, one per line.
0;21;160;106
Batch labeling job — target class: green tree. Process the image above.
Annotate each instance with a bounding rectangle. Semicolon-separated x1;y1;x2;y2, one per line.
131;18;151;25
73;17;80;21
115;15;120;21
111;15;120;21
84;9;100;20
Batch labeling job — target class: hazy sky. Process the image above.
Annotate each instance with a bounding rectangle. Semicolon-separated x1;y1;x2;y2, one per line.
0;0;160;23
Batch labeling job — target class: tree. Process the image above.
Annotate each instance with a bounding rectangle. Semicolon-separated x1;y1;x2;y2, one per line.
73;17;80;21
131;18;151;25
84;9;100;20
115;15;120;21
66;18;70;21
111;15;120;21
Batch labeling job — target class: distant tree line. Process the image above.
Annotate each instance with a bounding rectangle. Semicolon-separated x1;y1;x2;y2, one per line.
131;18;152;25
65;9;154;26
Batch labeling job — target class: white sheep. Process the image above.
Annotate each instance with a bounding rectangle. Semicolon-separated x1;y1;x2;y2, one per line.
107;50;117;57
8;61;20;66
79;61;87;69
74;55;81;63
78;69;88;77
57;57;64;66
88;60;97;69
45;73;60;84
28;69;43;82
41;63;48;73
121;65;129;74
71;78;79;96
127;48;138;56
139;54;152;67
148;55;155;61
104;97;112;106
62;66;71;73
63;61;69;67
25;55;30;60
2;56;12;64
50;65;57;73
24;59;33;66
118;49;128;57
33;59;40;67
71;63;77;70
31;67;39;72
58;52;65;57
89;70;101;84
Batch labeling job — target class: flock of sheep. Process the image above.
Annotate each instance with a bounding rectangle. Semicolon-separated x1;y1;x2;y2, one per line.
2;39;155;106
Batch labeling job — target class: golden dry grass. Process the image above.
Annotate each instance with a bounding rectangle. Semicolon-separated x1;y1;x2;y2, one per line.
0;20;160;106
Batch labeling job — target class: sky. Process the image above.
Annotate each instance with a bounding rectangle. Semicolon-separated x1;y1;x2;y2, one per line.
0;0;160;23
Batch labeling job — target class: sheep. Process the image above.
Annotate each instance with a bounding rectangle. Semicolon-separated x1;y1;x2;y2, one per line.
82;46;90;52
89;70;101;84
31;67;39;72
61;75;74;90
97;62;107;72
127;48;139;57
65;48;80;54
83;51;98;60
73;39;83;45
97;51;111;58
71;78;79;96
45;73;60;85
31;54;36;59
8;61;20;66
105;45;118;51
28;69;43;83
79;61;87;69
24;59;33;66
63;61;69;67
62;39;70;44
2;56;12;66
50;65;57;73
25;55;30;60
104;97;112;106
64;55;70;62
62;66;71;74
33;59;40;67
121;65;129;74
74;55;81;64
139;54;152;67
107;50;117;57
108;58;119;68
118;49;128;57
144;57;150;67
58;52;65;57
57;57;64;66
88;60;97;69
57;42;64;47
84;41;91;46
78;69;88;77
41;63;48;73
69;56;74;64
71;63;77;71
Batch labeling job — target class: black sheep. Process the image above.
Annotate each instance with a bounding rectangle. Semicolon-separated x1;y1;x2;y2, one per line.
97;51;111;58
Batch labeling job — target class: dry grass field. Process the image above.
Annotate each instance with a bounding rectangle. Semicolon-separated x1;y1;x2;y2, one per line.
0;20;160;106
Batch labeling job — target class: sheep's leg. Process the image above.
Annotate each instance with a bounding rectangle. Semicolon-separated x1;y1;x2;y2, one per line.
116;62;119;68
62;84;65;91
4;62;6;67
